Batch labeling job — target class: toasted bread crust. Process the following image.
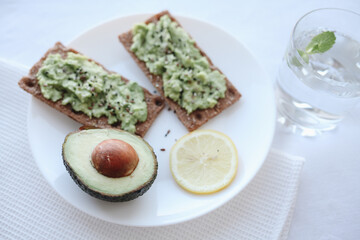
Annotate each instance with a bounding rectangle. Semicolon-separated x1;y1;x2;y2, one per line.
118;11;241;131
18;42;164;137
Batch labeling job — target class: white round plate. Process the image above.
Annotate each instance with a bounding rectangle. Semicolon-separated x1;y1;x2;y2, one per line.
27;14;276;226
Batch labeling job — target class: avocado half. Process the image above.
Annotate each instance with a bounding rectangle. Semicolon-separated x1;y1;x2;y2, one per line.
62;128;158;202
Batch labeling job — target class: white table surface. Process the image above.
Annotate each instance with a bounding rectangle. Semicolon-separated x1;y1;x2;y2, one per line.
1;0;359;239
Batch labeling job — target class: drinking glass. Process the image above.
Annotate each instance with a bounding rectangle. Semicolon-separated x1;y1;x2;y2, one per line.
275;8;360;136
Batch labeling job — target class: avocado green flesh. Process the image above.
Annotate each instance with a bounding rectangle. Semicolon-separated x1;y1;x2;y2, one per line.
130;14;227;114
37;53;147;133
62;129;157;201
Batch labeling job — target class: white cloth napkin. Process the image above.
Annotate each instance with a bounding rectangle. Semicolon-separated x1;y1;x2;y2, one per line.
0;59;305;240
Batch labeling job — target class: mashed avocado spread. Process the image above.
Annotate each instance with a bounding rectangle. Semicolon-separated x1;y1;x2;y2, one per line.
37;52;147;133
130;14;227;114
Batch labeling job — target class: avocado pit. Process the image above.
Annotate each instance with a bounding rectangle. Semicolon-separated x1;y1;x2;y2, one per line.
91;139;139;178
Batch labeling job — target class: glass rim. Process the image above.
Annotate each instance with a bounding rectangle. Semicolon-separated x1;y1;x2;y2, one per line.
291;7;360;65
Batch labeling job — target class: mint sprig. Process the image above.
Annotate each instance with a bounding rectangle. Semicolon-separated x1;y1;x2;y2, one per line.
298;31;336;64
297;49;309;64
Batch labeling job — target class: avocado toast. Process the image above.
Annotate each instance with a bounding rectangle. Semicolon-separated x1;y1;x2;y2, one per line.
18;42;165;137
119;11;241;131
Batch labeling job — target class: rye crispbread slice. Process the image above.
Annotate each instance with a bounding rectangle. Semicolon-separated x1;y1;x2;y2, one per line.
119;11;241;131
18;42;165;137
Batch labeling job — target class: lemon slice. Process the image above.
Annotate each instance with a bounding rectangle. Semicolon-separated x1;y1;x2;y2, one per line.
170;130;238;194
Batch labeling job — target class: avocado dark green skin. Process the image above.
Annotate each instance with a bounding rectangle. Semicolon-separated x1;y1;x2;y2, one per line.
62;129;158;202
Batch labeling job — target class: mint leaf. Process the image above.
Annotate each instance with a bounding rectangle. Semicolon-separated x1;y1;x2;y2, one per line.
305;31;336;54
295;31;336;65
